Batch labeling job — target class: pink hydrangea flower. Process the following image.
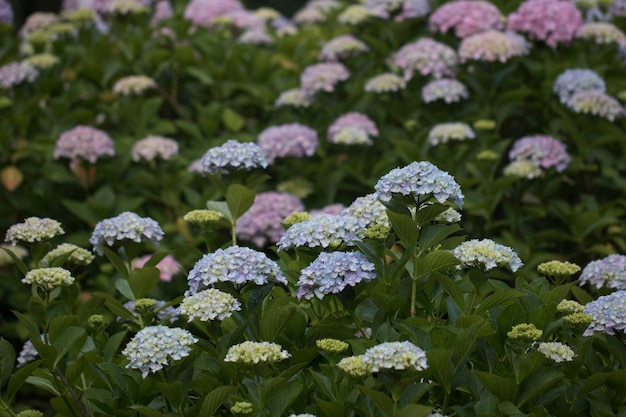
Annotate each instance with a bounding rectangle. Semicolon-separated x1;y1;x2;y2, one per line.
133;254;181;282
392;38;457;80
429;0;504;38
54;125;115;163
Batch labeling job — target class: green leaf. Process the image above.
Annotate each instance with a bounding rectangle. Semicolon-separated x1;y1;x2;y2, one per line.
61;199;100;224
103;247;129;279
0;338;15;389
267;381;303;417
94;292;135;321
418;224;462;251
221;107;245;132
474;290;522;314
128;266;161;299
474;371;517;401
7;360;42;401
426;349;454;393
259;304;294;341
52;326;86;367
579;373;608;396
226;184;256;220
414;250;460;279
314;396;345;417
128;406;166;417
357;386;394;417
186;67;214;85
387;210;419;246
434;273;465;310
396;404;433;417
104;331;128;362
0;246;29;275
115;278;135;301
26;375;61;395
198;386;236;417
206;201;233;221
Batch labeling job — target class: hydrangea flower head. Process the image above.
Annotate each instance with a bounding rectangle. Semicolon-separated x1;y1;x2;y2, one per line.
459;31;530;63
5;217;65;245
187;245;287;294
452;238;523;272
17;340;38;368
23;53;60;70
316;338;349;353
503;160;542;179
54;125;115;163
132;254;181;282
224;341;290;364
337;355;371;376
364;73;406;93
23;267;74;289
392;39;458;80
41;243;95;267
429;1;504;38
577;22;626;45
538;261;581;278
0;0;13;25
508;135;570;172
422;78;469;103
183;0;244;28
238;29;273;45
0;244;27;267
362;341;428;372
277;214;365;250
123;299;179;324
275;88;314;108
584;290;626;335
183;209;224;225
536;342;575;362
337;5;371;25
428;122;475;146
364;0;404;18
300;62;350;95
122;325;198;378
151;0;174;25
236;191;304;246
557;299;585;314
553;69;606;104
89;212;164;255
374;161;464;208
395;0;431;21
296;251;377;300
579;254;626;290
566;91;625;121
200;139;268;175
318;34;369;61
327;112;379;146
507;323;543;341
131;136;179;162
0;62;39;89
179;288;241;321
257;123;319;163
113;75;157;96
506;0;583;47
341;194;390;229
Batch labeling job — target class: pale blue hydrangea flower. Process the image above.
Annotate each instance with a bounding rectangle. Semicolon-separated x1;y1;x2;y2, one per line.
296;251;377;300
374;161;464;208
535;341;575;362
427;122;475;146
17;340;38;368
187;245;287;294
277;214;365;250
224;341;290;364
89;212;164;255
422;78;469;103
395;0;431;21
179;288;241;321
0;0;13;25
362;341;428;372
122;325;198;378
583;290;626;336
452;238;523;272
579;254;626;290
553;69;605;104
123;300;179;324
200;139;269;175
5;217;65;245
327;112;379;146
341;194;390;229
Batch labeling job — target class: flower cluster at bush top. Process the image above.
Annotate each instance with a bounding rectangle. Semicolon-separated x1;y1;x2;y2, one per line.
131;136;179;162
452;238;523;272
224;341;290;364
583;290;626;336
89;212;164;255
178;288;241;322
122;325;198;378
536;342;575;362
428;0;504;38
112;75;157;96
364;72;406;93
327;112;379;146
458;31;530;63
0;62;38;89
187;245;287;294
428;122;475;146
54;125;115;164
257;123;319;163
507;135;571;173
422;78;469;103
122;299;179;324
277;214;365;250
362;341;428;372
341;193;390;229
318;34;369;61
5;217;64;245
579;254;626;290
316;338;349;353
392;38;458;80
300;62;350;95
553;69;606;105
22;267;74;289
41;243;95;267
296;251;377;300
507;323;543;341
200;140;269;175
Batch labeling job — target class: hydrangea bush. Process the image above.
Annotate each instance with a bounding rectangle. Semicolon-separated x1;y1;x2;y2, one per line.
1;0;626;416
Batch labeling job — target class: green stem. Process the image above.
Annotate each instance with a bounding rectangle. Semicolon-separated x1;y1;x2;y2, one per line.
410;278;417;318
231;220;237;246
0;397;18;417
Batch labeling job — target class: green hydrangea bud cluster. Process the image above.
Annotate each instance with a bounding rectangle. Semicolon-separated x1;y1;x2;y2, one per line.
538;261;581;278
563;312;593;326
316;338;349;353
183;210;224;226
282;211;311;229
507;323;543;341
364;224;391;240
556;299;585;314
337;355;371;377
230;402;253;414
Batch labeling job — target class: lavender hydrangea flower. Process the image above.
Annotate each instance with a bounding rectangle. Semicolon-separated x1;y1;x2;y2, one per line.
579;254;626;290
131;136;179;162
300;62;350;95
0;62;38;89
341;194;390;229
458;31;530;63
395;0;430;21
224;341;290;364
187;245;287;294
452;238;523;272
5;217;65;245
392;39;458;80
422;78;469;104
318;35;369;61
54;125;115;164
508;135;570;172
0;0;13;25
506;0;583;48
200;139;269;175
183;0;244;28
364;0;403;19
275;88;314;108
123;299;179;324
577;22;626;46
277;214;365;250
151;0;173;25
374;161;464;208
257;123;319;163
296;251;376;300
236;191;305;246
362;341;428;372
122;325;198;378
566;91;625;121
327;112;379;146
583;290;626;335
179;288;241;321
553;69;606;105
429;1;504;38
364;73;406;93
428;122;475;146
89;212;164;255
